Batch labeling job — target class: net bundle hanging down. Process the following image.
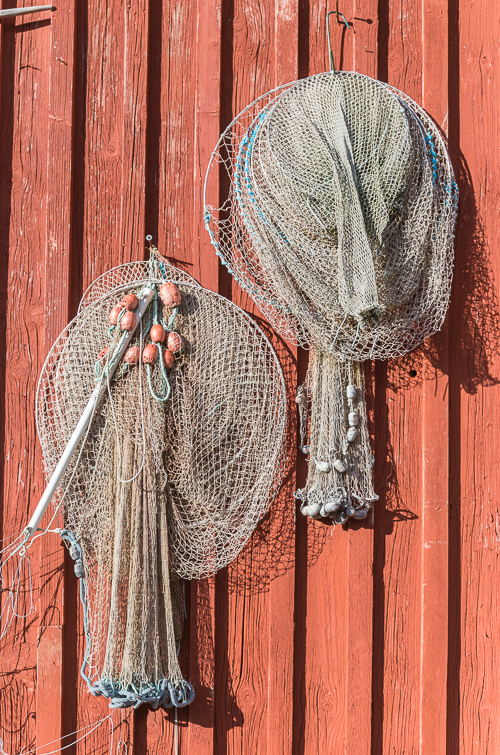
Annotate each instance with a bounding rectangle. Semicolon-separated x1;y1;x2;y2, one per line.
205;70;458;522
33;253;287;709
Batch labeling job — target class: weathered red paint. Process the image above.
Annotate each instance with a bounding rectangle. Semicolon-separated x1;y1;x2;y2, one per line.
0;0;498;753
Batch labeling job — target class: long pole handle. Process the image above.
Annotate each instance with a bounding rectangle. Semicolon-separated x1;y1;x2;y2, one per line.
0;6;54;19
25;287;154;539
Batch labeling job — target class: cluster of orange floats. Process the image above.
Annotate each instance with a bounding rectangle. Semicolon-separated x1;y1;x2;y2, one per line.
102;282;184;371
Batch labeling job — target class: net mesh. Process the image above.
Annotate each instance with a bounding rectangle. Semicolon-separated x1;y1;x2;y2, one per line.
205;71;457;521
36;256;287;707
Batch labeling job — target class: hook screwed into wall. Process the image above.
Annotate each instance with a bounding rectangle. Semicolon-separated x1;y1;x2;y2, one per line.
326;6;353;73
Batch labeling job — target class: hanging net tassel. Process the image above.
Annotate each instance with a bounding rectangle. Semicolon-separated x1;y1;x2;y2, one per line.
205;70;457;522
295;353;377;522
94;387;189;708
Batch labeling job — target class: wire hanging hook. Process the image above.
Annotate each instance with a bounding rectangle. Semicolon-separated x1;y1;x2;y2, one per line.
326;7;351;73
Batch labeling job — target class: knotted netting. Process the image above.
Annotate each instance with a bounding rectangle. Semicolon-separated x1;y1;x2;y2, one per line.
36;253;287;708
205;70;458;522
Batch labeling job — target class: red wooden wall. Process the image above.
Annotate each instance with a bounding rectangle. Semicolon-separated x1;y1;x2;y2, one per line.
0;0;498;753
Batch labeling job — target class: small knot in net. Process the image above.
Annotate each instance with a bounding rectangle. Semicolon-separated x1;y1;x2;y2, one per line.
205;71;458;522
36;254;287;708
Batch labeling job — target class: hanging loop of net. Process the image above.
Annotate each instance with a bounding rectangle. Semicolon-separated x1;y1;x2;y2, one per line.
205;70;457;521
36;255;287;707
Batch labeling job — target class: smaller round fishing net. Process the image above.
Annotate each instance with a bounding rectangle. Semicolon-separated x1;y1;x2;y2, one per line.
36;252;287;708
205;71;458;522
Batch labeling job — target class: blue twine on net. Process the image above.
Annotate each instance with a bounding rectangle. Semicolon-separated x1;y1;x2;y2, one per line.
144;295;177;403
60;529;195;710
205;114;293;315
425;132;439;187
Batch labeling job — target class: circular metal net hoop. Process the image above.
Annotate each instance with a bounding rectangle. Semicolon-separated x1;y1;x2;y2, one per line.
36;260;286;706
205;71;457;522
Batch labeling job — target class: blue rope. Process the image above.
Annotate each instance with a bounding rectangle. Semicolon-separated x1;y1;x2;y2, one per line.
60;529;195;710
425;132;439;186
145;358;171;403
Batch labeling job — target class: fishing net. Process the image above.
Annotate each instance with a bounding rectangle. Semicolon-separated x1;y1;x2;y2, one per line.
205;70;458;521
35;252;287;708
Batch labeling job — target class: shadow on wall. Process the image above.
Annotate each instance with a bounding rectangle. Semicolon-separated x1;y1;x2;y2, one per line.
375;148;500;526
386;151;500;397
387;149;500;394
225;318;326;598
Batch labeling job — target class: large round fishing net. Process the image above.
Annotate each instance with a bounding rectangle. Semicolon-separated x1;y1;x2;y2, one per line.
36;253;287;708
205;71;458;521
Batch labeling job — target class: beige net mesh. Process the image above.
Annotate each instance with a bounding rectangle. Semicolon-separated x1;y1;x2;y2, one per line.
205;71;457;522
36;255;287;708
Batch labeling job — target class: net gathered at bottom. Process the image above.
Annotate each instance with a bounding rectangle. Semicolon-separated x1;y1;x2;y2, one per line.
205;71;458;522
36;254;287;707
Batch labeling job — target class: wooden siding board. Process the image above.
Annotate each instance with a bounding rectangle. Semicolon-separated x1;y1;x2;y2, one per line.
217;3;280;752
267;3;297;753
456;0;500;751
0;9;51;754
346;5;378;753
156;0;196;276
187;0;221;752
381;3;425;753
37;0;78;750
300;12;356;755
74;1;151;751
420;1;450;753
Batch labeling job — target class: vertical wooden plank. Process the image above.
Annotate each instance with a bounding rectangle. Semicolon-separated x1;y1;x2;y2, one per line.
74;1;150;752
420;0;450;753
298;8;356;755
0;6;51;754
264;3;298;754
377;1;424;752
36;627;63;752
344;5;378;754
215;4;277;750
454;0;500;751
81;0;149;285
210;2;298;753
141;1;202;753
186;0;221;749
36;0;77;751
155;0;196;277
192;0;221;294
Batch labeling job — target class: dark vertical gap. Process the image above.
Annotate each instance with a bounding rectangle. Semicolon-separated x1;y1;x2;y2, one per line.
446;0;460;750
291;5;310;752
297;0;309;79
291;351;309;755
213;568;229;755
370;4;388;751
131;707;148;755
61;552;79;755
144;0;163;252
213;4;233;749
63;1;88;751
68;0;87;319
371;359;388;755
218;0;234;304
377;0;388;83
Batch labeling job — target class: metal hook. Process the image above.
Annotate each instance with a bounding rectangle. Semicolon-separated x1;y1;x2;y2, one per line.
335;0;341;24
326;8;351;73
0;5;54;20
